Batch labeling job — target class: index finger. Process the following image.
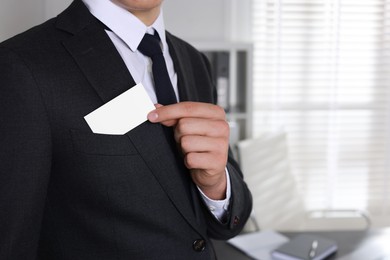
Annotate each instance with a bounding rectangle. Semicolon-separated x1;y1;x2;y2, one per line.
147;102;226;124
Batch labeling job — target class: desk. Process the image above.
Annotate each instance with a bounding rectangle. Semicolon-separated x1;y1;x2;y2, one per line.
213;228;390;260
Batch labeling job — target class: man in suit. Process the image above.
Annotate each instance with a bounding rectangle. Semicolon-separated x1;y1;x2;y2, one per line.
0;0;252;259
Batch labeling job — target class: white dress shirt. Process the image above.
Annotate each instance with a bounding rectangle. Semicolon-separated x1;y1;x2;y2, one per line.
82;0;230;220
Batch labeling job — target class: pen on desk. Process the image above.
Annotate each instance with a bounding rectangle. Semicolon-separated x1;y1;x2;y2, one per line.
309;240;318;259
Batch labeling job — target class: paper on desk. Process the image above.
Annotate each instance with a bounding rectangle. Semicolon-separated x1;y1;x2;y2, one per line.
228;230;289;260
84;83;155;135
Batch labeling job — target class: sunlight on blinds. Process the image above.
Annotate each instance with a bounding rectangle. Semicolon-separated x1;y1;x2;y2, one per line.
252;0;390;225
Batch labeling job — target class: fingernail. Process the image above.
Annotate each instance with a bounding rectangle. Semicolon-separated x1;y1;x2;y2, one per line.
148;111;158;122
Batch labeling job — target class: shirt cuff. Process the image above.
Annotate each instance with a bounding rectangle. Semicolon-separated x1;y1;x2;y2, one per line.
197;168;231;222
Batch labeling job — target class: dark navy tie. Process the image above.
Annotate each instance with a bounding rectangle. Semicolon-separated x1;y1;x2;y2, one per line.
138;33;178;105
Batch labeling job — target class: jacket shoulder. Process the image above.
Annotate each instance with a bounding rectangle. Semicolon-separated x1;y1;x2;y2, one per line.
165;32;203;57
0;18;59;50
0;0;91;51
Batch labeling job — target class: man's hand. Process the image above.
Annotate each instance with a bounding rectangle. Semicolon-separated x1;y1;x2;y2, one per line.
147;102;229;200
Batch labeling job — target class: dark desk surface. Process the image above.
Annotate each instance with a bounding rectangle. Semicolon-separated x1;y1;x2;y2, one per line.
213;228;390;260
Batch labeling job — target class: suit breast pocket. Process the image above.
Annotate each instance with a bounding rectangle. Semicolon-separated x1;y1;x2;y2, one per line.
70;129;138;156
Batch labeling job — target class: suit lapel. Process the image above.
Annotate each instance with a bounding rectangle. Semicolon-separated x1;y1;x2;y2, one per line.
62;22;136;103
166;33;199;103
57;1;205;235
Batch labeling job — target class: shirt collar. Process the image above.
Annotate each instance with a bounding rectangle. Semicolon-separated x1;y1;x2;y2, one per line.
82;0;167;53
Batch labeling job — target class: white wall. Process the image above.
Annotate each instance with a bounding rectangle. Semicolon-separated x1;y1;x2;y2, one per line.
163;0;228;42
0;0;45;41
44;0;72;20
1;0;252;43
163;0;252;43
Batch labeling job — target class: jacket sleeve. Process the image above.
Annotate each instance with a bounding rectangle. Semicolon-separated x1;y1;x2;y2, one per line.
202;152;253;240
199;52;253;240
0;47;52;260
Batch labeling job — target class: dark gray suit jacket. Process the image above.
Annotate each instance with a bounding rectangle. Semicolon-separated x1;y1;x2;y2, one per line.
0;1;252;259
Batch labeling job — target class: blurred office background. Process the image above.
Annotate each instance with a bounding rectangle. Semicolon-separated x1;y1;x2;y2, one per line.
1;0;389;230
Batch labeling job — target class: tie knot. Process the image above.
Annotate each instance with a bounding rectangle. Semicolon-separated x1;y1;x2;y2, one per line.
138;33;162;58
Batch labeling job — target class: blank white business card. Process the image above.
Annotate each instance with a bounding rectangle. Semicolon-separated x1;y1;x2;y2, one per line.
84;83;155;135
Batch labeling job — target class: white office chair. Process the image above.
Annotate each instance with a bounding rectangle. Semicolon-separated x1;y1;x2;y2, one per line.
237;131;370;232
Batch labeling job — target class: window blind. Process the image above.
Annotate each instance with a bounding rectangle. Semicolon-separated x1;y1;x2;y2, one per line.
252;0;390;226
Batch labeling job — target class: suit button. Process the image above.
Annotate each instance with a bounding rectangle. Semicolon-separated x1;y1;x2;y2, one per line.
233;216;240;225
193;239;206;252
